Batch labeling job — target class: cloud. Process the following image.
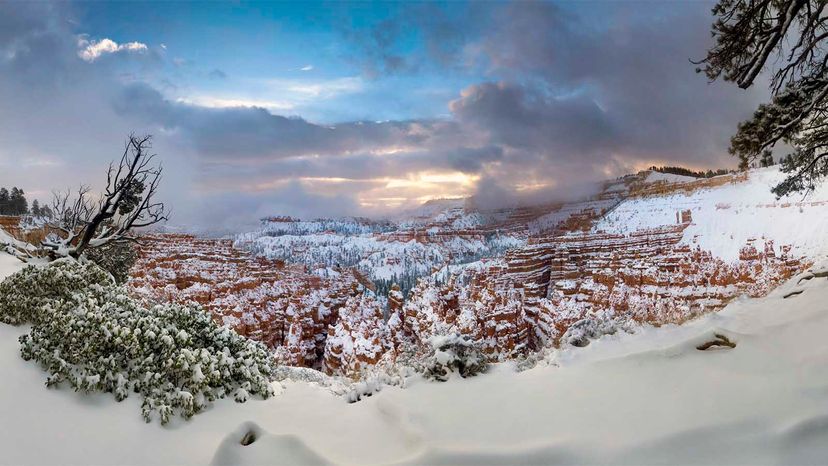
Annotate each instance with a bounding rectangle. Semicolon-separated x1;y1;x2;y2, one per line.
450;82;617;159
477;2;768;165
336;1;768;169
77;37;147;62
207;68;227;79
193;180;362;232
268;76;363;99
339;3;480;78
300;64;313;71
176;76;366;121
179;96;295;112
0;3;201;226
113;82;456;161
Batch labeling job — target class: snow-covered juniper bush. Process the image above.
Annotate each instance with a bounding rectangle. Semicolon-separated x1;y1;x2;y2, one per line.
1;260;276;424
0;258;113;326
424;334;488;382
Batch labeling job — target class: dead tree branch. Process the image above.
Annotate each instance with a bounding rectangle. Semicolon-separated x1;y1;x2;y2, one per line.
696;333;737;351
40;134;169;259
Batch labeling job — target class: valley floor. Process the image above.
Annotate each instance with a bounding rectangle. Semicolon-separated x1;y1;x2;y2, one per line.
1;251;828;465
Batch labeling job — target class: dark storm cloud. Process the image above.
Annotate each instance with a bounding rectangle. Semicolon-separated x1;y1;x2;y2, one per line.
344;1;768;171
427;1;770;207
450;82;617;160
0;2;131;174
475;1;768;168
443;146;503;173
0;2;59;49
0;3;83;94
113;82;464;161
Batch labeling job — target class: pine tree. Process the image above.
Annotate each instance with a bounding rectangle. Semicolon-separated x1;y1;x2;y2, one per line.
696;0;828;197
9;188;18;214
6;187;28;215
0;188;8;215
39;204;53;219
31;200;41;217
18;189;28;215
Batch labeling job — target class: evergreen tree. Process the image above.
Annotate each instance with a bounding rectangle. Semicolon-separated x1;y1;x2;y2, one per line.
31;200;40;217
697;0;828;197
17;189;28;215
4;187;28;215
9;188;19;214
9;188;27;215
18;189;27;215
85;241;138;284
39;204;53;219
0;188;8;215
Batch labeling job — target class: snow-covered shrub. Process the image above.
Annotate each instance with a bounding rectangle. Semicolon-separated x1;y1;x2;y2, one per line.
273;366;336;385
19;283;276;424
85;241;138;284
423;334;488;382
0;259;112;325
513;346;557;372
342;365;410;403
561;317;621;348
344;378;384;403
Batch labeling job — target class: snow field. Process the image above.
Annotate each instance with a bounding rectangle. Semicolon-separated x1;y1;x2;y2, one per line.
597;167;828;262
2;249;828;464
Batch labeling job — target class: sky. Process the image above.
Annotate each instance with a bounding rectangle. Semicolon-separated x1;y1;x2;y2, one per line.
0;1;769;230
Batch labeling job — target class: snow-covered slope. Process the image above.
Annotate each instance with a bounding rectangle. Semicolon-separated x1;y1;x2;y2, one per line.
597;167;828;262
0;224;37;257
391;198;468;227
0;252;24;282
644;170;698;184
2;251;828;464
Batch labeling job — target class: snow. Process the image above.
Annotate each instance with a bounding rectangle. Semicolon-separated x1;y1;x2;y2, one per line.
392;198;466;226
0;225;38;257
0;228;15;246
247;218;392;237
3;247;828;464
527;198;619;234
644;170;698;184
597;167;828;261
237;231;520;285
0;251;24;280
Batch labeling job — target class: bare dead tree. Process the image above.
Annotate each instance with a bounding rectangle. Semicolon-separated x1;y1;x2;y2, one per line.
41;134;169;259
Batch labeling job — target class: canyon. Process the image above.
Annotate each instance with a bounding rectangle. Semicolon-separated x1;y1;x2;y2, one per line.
126;167;824;378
